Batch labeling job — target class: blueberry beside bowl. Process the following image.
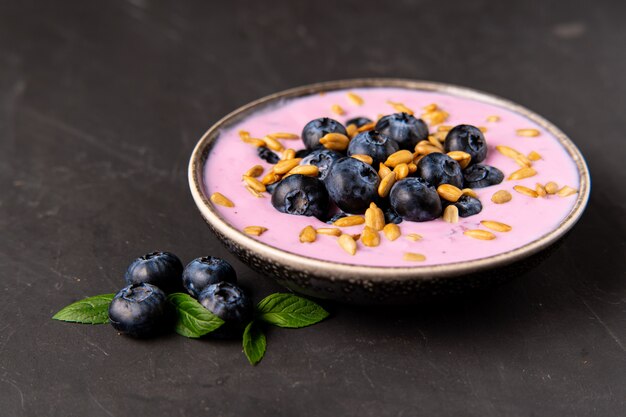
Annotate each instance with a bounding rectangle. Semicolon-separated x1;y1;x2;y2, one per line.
188;79;590;305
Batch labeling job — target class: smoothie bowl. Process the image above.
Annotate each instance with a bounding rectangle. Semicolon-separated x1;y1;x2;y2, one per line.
188;79;590;304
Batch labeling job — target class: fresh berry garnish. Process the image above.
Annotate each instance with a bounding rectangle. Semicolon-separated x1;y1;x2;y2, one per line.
301;117;347;150
183;257;237;299
453;195;483;217
463;164;504;188
384;207;403;224
390;177;442;222
415;153;463;188
347;130;399;167
345;116;372;128
300;149;342;181
294;148;312;159
108;283;174;338
271;174;330;219
257;146;280;164
444;125;487;165
125;251;184;294
375;112;429;150
324;157;380;214
198;282;252;338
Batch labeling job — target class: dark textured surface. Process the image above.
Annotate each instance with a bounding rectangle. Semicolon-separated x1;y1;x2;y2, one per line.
1;1;625;416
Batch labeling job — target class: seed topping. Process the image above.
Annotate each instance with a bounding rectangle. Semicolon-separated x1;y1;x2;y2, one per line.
299;226;317;243
491;190;512;204
210;192;234;208
463;229;496;240
243;226;267;236
480;220;512;232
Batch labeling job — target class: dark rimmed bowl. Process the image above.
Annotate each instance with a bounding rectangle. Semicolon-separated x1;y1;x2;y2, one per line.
188;79;591;305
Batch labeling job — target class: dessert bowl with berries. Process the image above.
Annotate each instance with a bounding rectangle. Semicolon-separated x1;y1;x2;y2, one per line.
188;79;590;304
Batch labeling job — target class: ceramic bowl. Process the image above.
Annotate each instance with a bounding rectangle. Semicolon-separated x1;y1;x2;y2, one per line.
188;79;590;305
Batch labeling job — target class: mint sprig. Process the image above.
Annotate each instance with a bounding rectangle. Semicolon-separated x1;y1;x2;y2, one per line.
53;291;328;366
242;321;266;365
256;293;329;328
242;293;329;365
168;293;224;338
52;294;115;324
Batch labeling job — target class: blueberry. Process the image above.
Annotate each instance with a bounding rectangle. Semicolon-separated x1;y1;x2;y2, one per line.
125;251;183;294
294;148;312;159
375;112;429;150
347;130;399;167
301;117;347;150
108;283;174;338
182;257;237;299
271;174;330;219
265;181;278;194
300;149;343;181
390;177;442;222
324;157;380;214
415;153;463;188
384;207;403;224
326;212;347;225
444;125;487;165
463;164;504;188
198;282;252;338
453;195;483;217
345;116;372;128
257;146;280;164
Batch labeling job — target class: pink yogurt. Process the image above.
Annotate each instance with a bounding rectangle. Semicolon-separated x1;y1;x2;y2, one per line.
204;87;580;267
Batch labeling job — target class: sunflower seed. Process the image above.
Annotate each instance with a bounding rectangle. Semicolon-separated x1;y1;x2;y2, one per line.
387;100;414;115
403;252;426;262
365;202;385;231
383;223;401;241
316;227;342;237
210;192;234;207
556;186;578;197
338;234;357;255
319;132;350;151
268;132;299;140
331;104;346;115
242;175;266;193
544;181;559;194
351;154;373;165
437;184;463;202
480;220;512;232
513;185;539;198
263;135;284;152
334;215;365;227
516;128;541;137
491;190;512;204
443;205;459;223
361;226;380;247
243;226;267;236
384;150;414;167
447;151;472;169
486;115;500;122
299;225;317;243
508;167;537;180
405;233;423;241
528;151;542;161
463;229;496;240
273;158;303;174
378;171;397;198
347;92;364;106
393;163;410;180
245;165;264;178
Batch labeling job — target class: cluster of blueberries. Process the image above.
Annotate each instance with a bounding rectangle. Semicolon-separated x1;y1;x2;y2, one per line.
108;252;250;338
258;113;504;223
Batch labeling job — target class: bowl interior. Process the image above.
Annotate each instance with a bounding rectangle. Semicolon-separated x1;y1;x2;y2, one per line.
188;79;590;281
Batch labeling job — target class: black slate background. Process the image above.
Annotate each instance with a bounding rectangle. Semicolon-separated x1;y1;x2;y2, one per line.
1;1;625;416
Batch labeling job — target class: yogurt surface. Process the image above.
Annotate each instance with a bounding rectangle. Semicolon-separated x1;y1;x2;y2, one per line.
203;87;579;267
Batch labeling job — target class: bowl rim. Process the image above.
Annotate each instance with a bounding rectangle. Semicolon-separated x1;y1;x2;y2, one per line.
188;78;591;281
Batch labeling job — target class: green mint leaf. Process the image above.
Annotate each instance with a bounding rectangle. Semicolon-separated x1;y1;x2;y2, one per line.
242;321;266;365
168;293;224;338
52;294;115;324
256;293;329;328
